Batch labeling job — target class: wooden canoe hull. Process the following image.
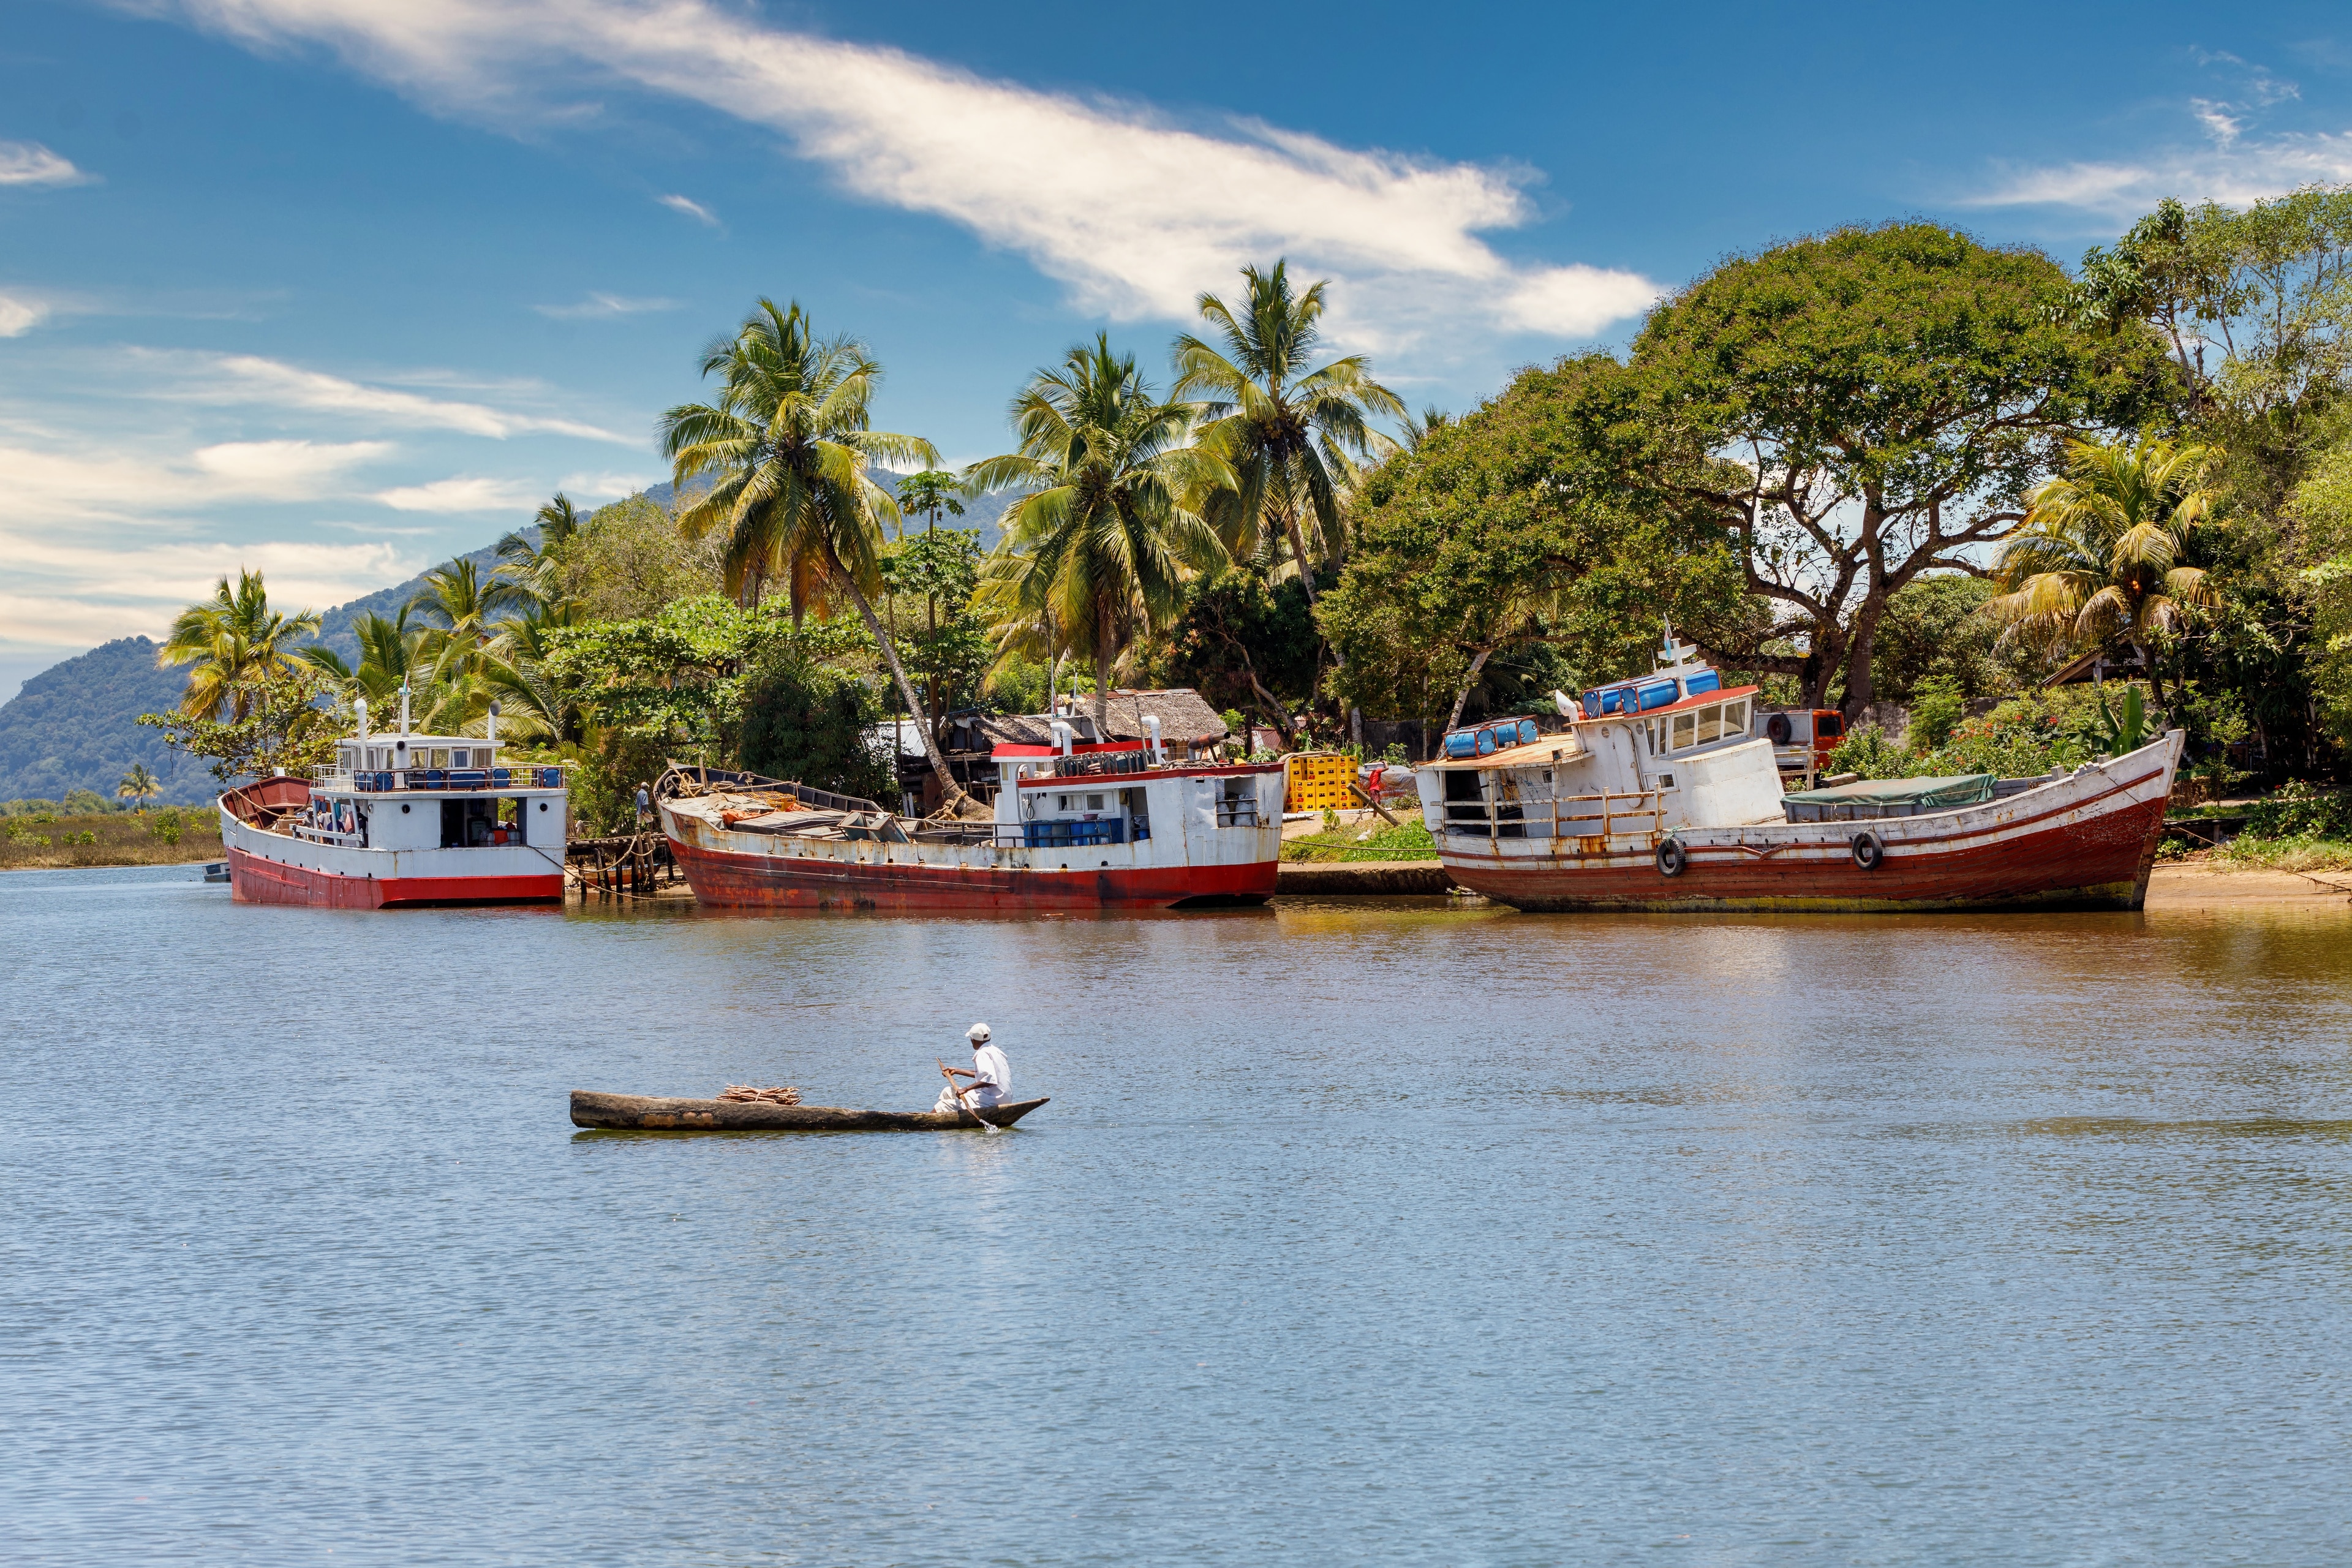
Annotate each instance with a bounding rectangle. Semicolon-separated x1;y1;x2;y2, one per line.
568;1091;1049;1131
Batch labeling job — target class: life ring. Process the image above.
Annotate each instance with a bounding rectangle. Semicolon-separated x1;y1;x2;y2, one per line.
1765;712;1793;745
1656;838;1686;877
1852;829;1885;870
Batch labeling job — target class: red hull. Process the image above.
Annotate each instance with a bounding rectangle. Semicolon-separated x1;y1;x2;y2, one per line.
227;845;563;908
1444;791;2169;913
670;837;1275;911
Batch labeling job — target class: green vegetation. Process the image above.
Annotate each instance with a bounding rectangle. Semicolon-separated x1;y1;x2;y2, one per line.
0;807;220;870
1280;816;1439;863
126;202;2352;837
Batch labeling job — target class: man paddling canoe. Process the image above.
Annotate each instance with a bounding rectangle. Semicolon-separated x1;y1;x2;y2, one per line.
935;1022;1011;1112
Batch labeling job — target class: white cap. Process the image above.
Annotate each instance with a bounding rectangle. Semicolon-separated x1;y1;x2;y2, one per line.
967;1022;991;1043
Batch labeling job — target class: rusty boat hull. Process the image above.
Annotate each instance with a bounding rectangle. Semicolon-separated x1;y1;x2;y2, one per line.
569;1091;1050;1131
1438;731;2182;914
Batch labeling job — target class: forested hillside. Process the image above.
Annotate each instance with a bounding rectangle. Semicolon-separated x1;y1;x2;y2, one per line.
0;638;211;805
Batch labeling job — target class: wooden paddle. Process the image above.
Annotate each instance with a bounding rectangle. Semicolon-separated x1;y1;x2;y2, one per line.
940;1059;1000;1135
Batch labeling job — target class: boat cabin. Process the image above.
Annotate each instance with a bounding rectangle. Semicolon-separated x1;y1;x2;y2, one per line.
1419;631;1786;842
288;719;568;854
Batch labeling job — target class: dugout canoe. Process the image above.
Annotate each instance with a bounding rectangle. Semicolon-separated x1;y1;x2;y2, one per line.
569;1090;1049;1131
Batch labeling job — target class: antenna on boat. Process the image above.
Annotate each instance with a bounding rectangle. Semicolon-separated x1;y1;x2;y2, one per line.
398;681;411;736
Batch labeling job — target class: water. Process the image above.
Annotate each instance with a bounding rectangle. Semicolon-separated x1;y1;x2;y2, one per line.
7;865;2352;1566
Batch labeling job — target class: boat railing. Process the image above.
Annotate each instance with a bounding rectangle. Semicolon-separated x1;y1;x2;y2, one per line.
1445;790;1662;841
1052;750;1153;778
342;767;565;793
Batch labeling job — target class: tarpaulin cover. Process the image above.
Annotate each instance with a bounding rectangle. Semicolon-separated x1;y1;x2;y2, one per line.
1781;774;1997;809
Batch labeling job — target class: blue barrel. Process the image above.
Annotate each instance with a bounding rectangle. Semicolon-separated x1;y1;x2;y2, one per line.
1682;669;1721;698
1514;717;1539;745
1638;679;1679;711
1443;729;1479;759
1581;690;1602;719
1475;727;1498;756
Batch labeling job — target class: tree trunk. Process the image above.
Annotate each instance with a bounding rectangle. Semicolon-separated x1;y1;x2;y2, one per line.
1444;649;1493;731
840;573;973;815
1839;588;1889;721
1093;597;1112;730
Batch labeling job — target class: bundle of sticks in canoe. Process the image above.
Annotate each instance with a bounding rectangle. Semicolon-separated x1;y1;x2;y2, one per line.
717;1084;802;1105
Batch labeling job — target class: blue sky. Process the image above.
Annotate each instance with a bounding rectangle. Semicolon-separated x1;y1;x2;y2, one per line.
4;0;2352;700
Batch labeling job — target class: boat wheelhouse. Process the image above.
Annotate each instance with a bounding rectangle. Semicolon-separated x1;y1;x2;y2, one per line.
1415;631;2182;913
216;699;568;908
657;711;1284;911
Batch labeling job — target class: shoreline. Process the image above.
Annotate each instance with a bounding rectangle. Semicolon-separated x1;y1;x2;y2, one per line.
12;856;2346;912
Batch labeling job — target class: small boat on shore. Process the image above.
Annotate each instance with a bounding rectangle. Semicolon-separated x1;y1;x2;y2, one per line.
568;1090;1050;1131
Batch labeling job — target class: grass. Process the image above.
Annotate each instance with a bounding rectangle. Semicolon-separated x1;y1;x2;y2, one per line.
1280;816;1440;863
2161;836;2352;873
0;810;224;871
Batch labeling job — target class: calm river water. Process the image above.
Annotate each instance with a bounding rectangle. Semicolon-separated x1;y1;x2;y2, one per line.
7;865;2352;1566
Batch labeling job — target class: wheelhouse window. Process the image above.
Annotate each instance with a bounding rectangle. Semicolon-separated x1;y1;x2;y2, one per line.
1671;712;1697;750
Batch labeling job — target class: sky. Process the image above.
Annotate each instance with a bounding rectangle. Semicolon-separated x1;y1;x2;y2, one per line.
6;1;2352;701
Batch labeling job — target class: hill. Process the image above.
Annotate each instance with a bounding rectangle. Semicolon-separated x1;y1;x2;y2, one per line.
0;638;215;805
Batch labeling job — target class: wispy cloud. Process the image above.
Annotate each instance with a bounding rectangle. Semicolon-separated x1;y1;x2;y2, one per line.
0;535;418;644
0;292;45;336
0;436;392;524
0;141;91;187
1966;53;2351;221
157;0;1660;345
375;476;542;513
657;193;718;226
535;291;680;319
135;349;635;442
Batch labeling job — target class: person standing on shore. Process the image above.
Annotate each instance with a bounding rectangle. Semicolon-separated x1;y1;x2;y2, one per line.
935;1023;1011;1110
634;782;652;827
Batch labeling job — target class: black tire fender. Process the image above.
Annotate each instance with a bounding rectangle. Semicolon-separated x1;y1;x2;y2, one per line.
1765;712;1793;745
1852;829;1885;870
1656;837;1687;877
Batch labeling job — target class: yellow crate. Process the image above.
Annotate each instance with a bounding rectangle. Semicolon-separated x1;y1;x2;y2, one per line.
1284;753;1357;814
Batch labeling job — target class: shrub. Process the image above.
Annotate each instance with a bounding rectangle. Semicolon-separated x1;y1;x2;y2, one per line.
1906;674;1968;752
736;654;894;803
2244;780;2352;840
150;807;186;846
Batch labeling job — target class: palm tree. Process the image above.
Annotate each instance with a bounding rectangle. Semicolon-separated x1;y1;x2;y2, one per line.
968;335;1229;729
299;607;445;715
157;569;323;720
1172;261;1405;606
1986;437;2222;699
495;492;584;612
117;763;159;810
658;298;971;810
407;558;518;685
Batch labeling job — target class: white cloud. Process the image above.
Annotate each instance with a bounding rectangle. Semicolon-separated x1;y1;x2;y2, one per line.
0;437;391;524
157;0;1659;345
1969;129;2352;221
0;293;45;336
658;193;718;225
140;350;633;442
556;469;662;499
375;475;542;512
0;533;418;644
0;141;89;187
535;291;679;318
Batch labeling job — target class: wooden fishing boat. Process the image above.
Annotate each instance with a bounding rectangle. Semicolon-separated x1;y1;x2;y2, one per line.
568;1090;1049;1131
1416;631;2184;914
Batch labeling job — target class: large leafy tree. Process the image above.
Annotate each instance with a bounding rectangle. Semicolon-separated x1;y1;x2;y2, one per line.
1174;261;1404;604
1629;222;2143;715
1322;353;1745;739
157;569;323;721
658;299;970;809
1985;437;2220;701
968;334;1229;728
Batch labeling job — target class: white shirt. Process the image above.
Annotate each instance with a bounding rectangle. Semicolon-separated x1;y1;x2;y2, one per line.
967;1043;1012;1106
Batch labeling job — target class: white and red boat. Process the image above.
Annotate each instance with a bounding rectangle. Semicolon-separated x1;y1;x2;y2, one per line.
217;702;568;908
657;717;1284;911
1416;633;2182;913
